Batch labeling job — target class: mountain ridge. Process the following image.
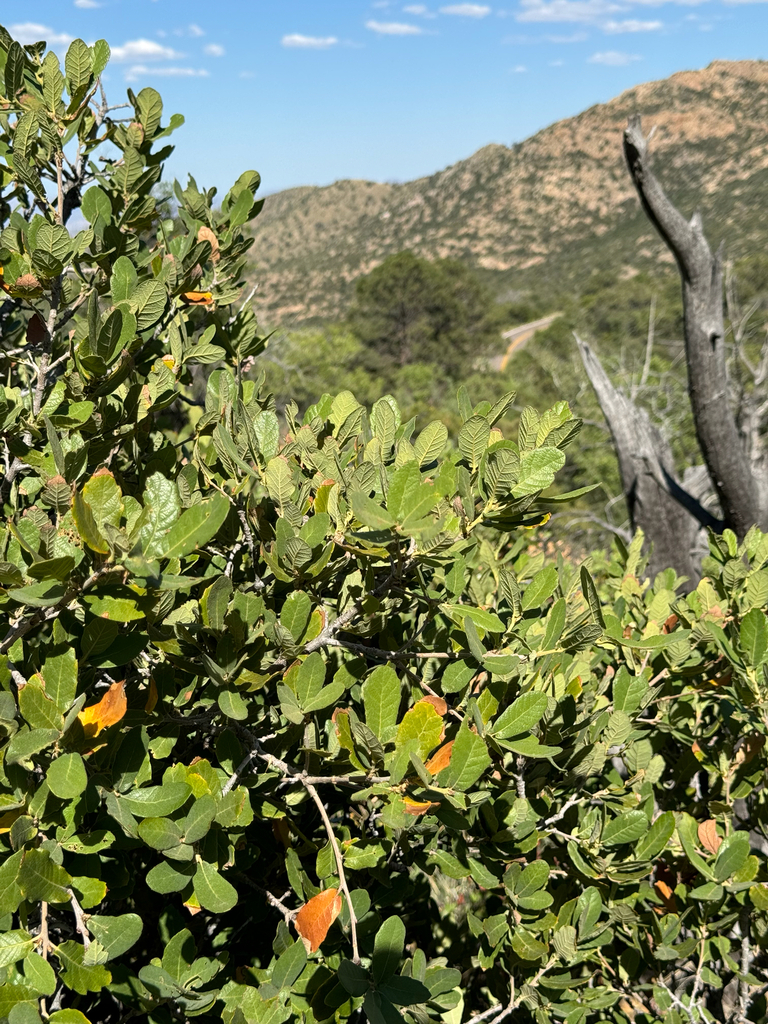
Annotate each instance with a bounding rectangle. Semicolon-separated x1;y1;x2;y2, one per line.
248;59;768;328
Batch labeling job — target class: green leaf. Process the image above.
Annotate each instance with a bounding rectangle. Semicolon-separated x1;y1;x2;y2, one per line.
194;859;238;913
676;813;716;881
131;278;167;330
580;565;605;628
395;703;442;761
46;752;87;799
18;848;72;904
363;992;404;1024
338;958;370;996
8;582;67;608
492;692;548;739
121;783;191;818
513;860;550;898
181;794;217;844
511;929;547;960
55;940;111;995
634;811;675;861
502;734;562;758
372;915;405;985
146;860;195;894
281;591;312;642
137;816;183;851
0;851;24;915
87;914;143;961
413;421;448;467
72;491;108;554
21;950;57;996
521;566;559;610
380;976;432;1006
19;676;63;731
218;690;249;720
272;939;307;991
351;492;396;530
512;447;565;497
157;493;229;560
458;416;491;470
363;665;401;744
265;457;295;507
0;930;35;968
740;607;768;667
602;811;649;847
440;721;490;791
714;831;750;882
48;1011;92;1024
6;728;60;766
65;39;92;97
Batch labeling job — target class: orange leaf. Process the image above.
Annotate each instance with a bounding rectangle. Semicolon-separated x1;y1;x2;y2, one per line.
697;819;722;856
653;879;677;912
181;291;214;306
403;797;441;817
144;677;158;713
691;741;704;762
417;695;447;717
294;888;342;954
78;681;127;739
425;740;454;775
11;273;43;297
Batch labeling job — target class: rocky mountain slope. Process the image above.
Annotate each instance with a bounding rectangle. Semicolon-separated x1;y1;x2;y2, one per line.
248;60;768;328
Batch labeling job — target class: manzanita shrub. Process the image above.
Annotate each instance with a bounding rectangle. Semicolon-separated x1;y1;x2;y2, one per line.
0;25;767;1024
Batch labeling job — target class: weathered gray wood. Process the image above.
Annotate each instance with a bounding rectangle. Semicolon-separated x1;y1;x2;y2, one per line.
623;115;765;538
575;334;715;582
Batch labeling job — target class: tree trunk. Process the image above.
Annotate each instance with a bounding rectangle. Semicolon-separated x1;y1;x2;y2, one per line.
575;334;716;582
623;116;765;538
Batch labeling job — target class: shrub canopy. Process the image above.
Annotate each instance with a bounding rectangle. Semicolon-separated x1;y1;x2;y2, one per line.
0;26;767;1024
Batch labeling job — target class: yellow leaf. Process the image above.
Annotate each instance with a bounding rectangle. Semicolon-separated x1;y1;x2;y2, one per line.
78;680;127;739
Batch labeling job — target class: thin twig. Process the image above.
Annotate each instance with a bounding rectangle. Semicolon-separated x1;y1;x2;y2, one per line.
68;889;91;949
303;780;360;964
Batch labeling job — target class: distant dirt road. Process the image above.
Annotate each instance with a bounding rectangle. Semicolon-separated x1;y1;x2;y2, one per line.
491;313;562;371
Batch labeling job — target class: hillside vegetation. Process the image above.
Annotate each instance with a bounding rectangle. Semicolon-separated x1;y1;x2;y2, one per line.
249;60;768;327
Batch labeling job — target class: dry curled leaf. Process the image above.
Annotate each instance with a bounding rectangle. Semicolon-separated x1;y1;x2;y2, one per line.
181;291;214;306
11;273;43;297
653;879;677;913
197;225;220;263
78;680;127;738
294;888;342;953
403;797;441;816
425;740;454;775
698;819;722;855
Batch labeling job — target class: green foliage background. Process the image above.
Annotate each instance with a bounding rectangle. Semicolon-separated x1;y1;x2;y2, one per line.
0;25;767;1024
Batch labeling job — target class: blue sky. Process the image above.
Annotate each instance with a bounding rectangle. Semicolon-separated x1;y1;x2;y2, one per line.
6;1;768;196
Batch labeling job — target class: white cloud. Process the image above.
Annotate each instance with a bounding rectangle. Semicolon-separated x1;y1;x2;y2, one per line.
439;3;492;14
125;65;209;82
111;39;182;62
549;58;565;64
239;70;255;78
366;20;425;33
546;30;588;39
403;3;438;13
588;49;641;64
188;24;205;37
74;0;101;8
281;34;339;48
204;43;225;56
603;18;662;30
513;63;528;71
517;0;621;23
9;23;73;46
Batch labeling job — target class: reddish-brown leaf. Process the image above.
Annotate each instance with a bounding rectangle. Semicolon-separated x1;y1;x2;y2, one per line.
26;314;47;347
294;888;342;953
78;680;127;738
698;819;722;855
425;740;454;775
417;695;447;717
